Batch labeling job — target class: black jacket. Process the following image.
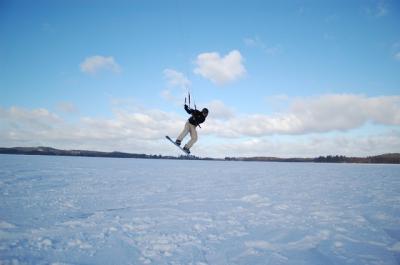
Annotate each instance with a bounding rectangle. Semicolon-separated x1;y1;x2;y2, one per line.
185;105;206;126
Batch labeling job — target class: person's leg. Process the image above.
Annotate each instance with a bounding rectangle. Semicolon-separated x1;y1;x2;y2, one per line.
184;124;198;149
176;121;190;144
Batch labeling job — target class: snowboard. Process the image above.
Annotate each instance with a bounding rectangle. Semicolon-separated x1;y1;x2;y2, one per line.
165;136;190;155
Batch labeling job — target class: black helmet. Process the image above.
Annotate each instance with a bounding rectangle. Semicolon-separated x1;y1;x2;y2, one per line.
202;108;209;115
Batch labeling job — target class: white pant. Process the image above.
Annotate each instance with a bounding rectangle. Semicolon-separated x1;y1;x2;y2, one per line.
177;121;197;149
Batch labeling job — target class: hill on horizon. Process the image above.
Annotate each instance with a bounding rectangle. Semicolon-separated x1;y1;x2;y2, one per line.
0;146;399;164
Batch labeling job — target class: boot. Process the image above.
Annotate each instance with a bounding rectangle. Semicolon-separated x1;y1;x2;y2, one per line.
175;139;181;146
183;146;190;154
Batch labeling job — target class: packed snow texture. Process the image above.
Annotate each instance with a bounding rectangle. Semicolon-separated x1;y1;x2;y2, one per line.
0;155;399;265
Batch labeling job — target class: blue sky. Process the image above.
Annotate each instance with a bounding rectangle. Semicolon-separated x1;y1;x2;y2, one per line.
1;0;400;157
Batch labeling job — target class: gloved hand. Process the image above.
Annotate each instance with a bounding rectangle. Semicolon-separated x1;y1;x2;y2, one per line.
184;104;190;112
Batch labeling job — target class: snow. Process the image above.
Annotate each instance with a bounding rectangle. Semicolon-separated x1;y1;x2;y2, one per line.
0;154;399;265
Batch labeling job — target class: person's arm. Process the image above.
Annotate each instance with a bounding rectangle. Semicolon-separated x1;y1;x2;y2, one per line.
184;104;193;114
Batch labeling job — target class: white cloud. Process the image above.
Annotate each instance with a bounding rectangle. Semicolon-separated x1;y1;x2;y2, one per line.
291;94;400;132
244;37;263;48
206;100;235;120
244;37;282;55
0;106;183;153
80;55;121;75
394;52;400;61
1;94;399;157
160;89;175;103
163;69;190;89
204;94;400;138
194;50;246;85
202;131;400;158
375;0;388;17
364;0;388;18
57;102;78;114
265;94;290;111
162;69;191;104
0;106;62;131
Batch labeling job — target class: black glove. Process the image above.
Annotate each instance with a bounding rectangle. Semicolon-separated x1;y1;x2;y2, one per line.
184;104;190;112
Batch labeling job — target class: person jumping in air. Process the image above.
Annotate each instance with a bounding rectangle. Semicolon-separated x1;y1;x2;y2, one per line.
175;104;209;154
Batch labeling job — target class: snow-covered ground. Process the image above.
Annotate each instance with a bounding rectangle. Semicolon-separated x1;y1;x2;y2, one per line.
0;155;399;265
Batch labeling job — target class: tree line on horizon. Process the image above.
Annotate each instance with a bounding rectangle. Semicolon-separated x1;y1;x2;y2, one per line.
0;147;399;164
226;154;400;164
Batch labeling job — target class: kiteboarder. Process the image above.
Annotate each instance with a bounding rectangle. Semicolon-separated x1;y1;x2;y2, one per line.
174;104;208;154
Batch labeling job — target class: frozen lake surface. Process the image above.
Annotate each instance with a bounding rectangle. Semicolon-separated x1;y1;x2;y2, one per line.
0;154;399;265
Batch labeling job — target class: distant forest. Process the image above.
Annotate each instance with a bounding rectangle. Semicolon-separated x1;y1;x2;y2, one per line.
0;147;399;164
226;154;400;164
